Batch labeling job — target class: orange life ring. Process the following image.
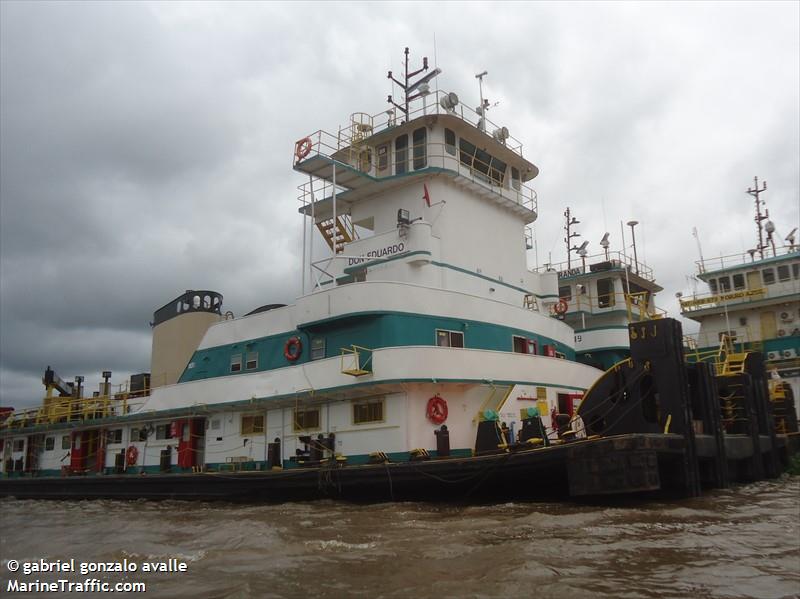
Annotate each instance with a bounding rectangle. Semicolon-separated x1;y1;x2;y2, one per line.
554;298;569;315
426;395;448;425
284;336;302;361
295;137;313;161
125;445;138;466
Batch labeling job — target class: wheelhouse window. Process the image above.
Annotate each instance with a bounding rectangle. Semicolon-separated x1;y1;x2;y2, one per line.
311;338;326;360
793;263;800;279
597;278;616;308
245;351;258;370
708;279;718;294
777;265;790;282
395;134;408;175
13;439;24;452
45;437;55;451
241;414;265;435
513;335;537;355
444;128;456;155
294;408;321;432
458;138;506;186
62;435;71;450
762;268;775;285
558;285;572;301
718;276;731;292
412;127;427;170
230;353;242;373
106;429;123;445
155;424;174;440
436;329;464;348
733;273;745;290
353;399;384;424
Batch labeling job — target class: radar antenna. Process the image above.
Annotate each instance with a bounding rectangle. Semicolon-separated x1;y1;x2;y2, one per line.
563;207;581;270
747;176;768;259
387;47;441;123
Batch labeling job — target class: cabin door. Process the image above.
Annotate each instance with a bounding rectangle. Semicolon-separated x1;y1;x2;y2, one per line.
25;435;43;472
760;311;777;340
746;271;761;291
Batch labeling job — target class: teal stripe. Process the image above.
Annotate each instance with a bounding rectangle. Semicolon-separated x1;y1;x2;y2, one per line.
179;312;576;383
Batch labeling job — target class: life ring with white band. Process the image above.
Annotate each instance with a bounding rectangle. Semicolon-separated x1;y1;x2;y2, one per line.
295;137;313;161
426;395;448;425
125;445;138;466
284;336;303;361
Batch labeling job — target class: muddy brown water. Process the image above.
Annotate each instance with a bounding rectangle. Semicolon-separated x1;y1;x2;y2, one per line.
1;477;798;599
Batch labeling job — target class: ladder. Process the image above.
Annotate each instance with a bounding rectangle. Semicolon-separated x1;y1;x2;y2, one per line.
317;215;356;254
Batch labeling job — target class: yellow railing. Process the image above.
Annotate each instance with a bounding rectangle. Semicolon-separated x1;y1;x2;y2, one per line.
0;376;163;431
340;345;373;377
559;291;665;320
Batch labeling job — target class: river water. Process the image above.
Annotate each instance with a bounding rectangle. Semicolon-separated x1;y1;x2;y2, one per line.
1;477;798;599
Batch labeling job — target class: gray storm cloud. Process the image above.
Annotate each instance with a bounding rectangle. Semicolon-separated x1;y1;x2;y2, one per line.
1;1;798;408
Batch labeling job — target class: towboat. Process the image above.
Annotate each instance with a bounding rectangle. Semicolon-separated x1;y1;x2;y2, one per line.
1;51;796;502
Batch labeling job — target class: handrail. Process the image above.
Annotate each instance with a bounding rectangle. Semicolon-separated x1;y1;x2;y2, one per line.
534;250;655;283
296;139;537;216
694;245;799;274
294;90;527;163
558;290;665;319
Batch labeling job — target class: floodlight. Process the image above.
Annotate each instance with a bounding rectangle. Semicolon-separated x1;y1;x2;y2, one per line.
765;220;775;234
439;92;459;111
492;126;509;142
600;232;610;248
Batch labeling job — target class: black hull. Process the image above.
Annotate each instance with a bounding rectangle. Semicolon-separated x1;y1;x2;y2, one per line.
0;434;686;503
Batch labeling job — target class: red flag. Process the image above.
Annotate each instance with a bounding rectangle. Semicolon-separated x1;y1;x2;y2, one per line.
423;183;431;207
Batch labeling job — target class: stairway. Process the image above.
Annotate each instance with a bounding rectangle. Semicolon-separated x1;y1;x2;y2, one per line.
317;215;355;253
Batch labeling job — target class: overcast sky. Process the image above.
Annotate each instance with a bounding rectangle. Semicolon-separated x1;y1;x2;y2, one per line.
1;1;798;409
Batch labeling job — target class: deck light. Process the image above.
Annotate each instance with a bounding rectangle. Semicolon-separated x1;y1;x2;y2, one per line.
439;92;459;111
397;209;410;226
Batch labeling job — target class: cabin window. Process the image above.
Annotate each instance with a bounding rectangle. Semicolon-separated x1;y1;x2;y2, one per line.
762;268;775;285
444;128;456;155
732;274;745;290
554;351;566;359
106;429;122;445
793;263;800;279
45;437;55;451
377;144;390;173
311;338;326;360
395;134;408;175
412;127;427;170
708;279;718;294
130;427;147;442
597;278;616;308
241;414;265;435
210;419;221;431
777;265;790;282
230;353;242;373
294;408;321;432
61;435;71;450
511;167;521;191
436;329;464;348
245;351;258;370
558;285;572;301
718;276;731;292
13;439;24;452
155;424;174;440
353;399;384;424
